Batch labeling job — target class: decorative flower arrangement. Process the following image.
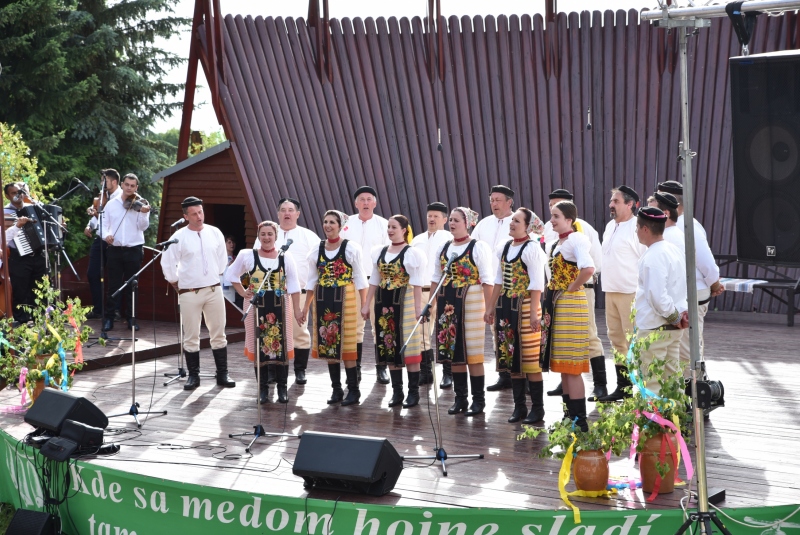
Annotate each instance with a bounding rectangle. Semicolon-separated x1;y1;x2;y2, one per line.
317;309;341;357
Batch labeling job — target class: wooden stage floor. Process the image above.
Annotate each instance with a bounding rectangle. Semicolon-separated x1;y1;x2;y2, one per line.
1;310;797;512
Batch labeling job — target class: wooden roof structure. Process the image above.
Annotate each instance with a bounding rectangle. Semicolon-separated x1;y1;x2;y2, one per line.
162;0;800;314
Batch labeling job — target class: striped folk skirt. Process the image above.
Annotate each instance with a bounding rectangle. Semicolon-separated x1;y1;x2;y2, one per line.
541;289;590;375
436;283;485;365
312;283;358;363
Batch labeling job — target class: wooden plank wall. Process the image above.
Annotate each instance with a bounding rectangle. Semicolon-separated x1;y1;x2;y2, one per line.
200;9;800;314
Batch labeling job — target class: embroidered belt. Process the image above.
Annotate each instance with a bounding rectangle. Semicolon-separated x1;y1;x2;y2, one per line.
178;283;220;295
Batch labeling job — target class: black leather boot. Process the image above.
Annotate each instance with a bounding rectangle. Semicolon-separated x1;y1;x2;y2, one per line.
508;378;528;423
522;380;546;425
376;363;390;385
419;350;433;385
267;364;276;384
356;342;363;383
341;366;361;406
440;360;453;389
587;356;608;402
388;369;404;407
212;347;236;387
403;370;420;408
276;365;289;403
465;375;485;416
294;348;309;385
255;366;269;404
486;371;512;392
597;365;632;402
327;363;344;404
448;372;469;414
566;398;589;432
184;351;201;390
547;381;563;396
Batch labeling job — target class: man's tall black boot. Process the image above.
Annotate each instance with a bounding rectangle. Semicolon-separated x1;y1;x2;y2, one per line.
486;370;512;392
212;347;236;387
341;366;361;406
547;381;563;396
403;370;420;408
448;372;469;414
508;378;528;423
294;348;310;385
587;356;608;402
255;366;269;404
597;365;632;402
327;363;344;404
566;398;589;432
522;380;545;425
465;375;485;416
276;365;289;403
388;369;404;407
419;350;433;385
184;351;201;390
440;360;453;389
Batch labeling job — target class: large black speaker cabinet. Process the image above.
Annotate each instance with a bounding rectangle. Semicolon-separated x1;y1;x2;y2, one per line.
24;389;108;433
730;50;800;266
293;431;403;496
6;508;57;535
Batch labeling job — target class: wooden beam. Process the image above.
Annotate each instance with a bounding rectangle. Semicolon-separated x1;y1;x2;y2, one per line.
177;0;205;163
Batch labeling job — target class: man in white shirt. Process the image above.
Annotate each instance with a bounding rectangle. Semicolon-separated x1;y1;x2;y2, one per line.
649;192;684;251
472;185;514;392
633;207;689;394
598;185;647;402
102;174;150;333
340;185;391;384
656;181;724;378
162;196;235;391
542;189;608;402
83;169;121;319
410;201;453;387
252;197;320;385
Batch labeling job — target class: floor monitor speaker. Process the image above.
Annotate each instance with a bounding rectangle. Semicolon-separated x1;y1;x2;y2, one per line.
24;389;108;433
6;508;57;535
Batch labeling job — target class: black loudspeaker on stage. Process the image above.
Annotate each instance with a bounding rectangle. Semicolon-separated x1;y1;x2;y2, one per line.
24;389;108;433
292;431;403;496
729;50;800;267
6;508;57;535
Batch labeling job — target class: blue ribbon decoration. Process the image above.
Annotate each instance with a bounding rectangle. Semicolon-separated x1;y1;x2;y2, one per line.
58;343;69;391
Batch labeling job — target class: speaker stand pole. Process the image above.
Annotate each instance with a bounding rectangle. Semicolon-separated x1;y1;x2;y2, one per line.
163;303;214;386
229;267;298;452
397;265;484;476
107;248;169;428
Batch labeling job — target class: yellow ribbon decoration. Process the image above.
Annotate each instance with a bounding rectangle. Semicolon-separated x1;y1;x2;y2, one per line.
558;433;618;524
46;323;62;342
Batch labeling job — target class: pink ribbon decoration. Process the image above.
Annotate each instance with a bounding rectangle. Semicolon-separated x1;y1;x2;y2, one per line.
66;303;84;364
1;368;29;414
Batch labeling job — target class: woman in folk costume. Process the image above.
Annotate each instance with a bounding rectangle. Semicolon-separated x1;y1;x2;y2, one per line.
431;207;494;417
541;201;595;431
228;221;303;405
302;210;368;406
484;207;548;425
361;215;427;409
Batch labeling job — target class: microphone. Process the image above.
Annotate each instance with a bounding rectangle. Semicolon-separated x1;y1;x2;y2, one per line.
444;252;457;272
170;218;187;229
155;238;179;248
279;238;294;253
73;178;93;194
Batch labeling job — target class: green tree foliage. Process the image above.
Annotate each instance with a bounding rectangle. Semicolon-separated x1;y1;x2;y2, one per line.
0;0;189;257
0;122;49;198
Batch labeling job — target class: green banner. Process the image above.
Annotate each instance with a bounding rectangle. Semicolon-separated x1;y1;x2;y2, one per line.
1;430;797;534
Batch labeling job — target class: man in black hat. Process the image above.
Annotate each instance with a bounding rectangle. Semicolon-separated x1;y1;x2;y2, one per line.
633;206;689;393
649;192;684;251
542;188;608;402
340;185;391;384
411;201;453;387
252;197;320;386
598;186;646;402
472;185;514;392
161;196;235;390
655;181;723;380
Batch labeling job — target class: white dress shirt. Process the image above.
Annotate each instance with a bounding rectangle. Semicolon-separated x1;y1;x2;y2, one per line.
161;224;228;289
86;188;122;238
550;232;595;270
663;225;685;252
410;229;453;285
494;240;547;292
544;218;602;272
677;214;708;240
431;239;494;285
4;203;31;251
635;240;688;330
252;225;320;289
340;214;389;275
101;196;149;247
601;218;646;293
472;213;514;253
305;240;369;291
227;249;301;294
369;245;428;288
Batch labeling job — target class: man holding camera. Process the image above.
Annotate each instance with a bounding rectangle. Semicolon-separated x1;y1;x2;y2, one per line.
102;173;150;332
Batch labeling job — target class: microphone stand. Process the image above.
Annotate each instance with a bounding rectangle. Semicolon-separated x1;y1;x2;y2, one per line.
399;253;484;476
106;243;170;428
229;243;299;452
